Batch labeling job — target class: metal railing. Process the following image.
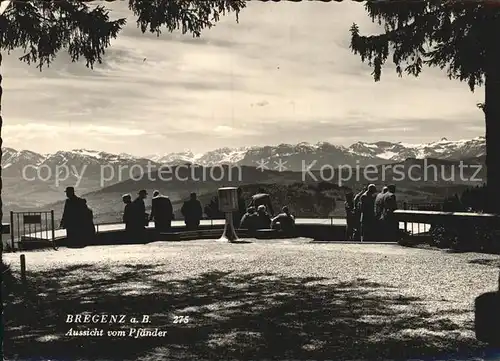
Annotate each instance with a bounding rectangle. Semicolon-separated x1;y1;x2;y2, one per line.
400;201;443;212
94;218;218;233
4;201;457;250
395;210;500;251
11;207;499;252
9;211;56;250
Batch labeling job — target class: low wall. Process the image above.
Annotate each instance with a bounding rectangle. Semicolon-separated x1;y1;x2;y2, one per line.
395;210;500;225
54;223;349;247
295;224;346;241
395;210;500;252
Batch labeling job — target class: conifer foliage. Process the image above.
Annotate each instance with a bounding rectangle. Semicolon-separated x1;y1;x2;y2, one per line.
350;1;500;212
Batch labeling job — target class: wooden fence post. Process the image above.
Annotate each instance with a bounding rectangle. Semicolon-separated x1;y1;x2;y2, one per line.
20;254;26;285
10;210;14;251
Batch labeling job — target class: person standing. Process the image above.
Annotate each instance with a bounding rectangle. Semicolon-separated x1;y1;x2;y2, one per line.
352;184;368;240
122;193;133;232
360;184;378;241
60;187;86;246
344;192;356;240
374;186;388;240
181;193;203;230
129;189;149;239
381;184;398;241
374;186;388;220
82;199;96;244
150;190;174;232
233;187;247;229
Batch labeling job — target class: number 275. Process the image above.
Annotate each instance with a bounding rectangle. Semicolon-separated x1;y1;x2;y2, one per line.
173;316;189;324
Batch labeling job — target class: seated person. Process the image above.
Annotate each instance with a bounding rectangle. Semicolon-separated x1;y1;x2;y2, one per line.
239;206;259;232
250;189;274;216
256;205;271;229
271;206;295;233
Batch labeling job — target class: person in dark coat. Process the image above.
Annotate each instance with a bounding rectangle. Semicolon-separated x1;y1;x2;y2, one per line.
129;190;149;239
381;184;398;241
271;206;295;234
352;185;368;240
344;192;356;240
60;187;86;246
204;196;222;219
374;186;388;240
256;205;272;229
250;189;274;216
360;184;378;241
122;193;133;231
82;199;96;244
374;186;388;220
353;185;368;210
181;193;203;230
240;206;259;234
233;187;247;229
150;190;174;232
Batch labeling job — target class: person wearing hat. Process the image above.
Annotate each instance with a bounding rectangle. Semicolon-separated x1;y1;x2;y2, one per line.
181;192;203;230
60;186;86;246
150;190;174;232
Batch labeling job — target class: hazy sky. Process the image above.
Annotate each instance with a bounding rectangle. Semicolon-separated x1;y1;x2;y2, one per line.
2;1;484;157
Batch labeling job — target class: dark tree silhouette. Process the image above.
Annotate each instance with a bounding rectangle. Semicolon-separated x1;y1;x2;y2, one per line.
350;1;500;213
0;0;245;230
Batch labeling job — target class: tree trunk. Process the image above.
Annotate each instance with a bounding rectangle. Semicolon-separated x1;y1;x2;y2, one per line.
484;67;500;214
0;52;3;252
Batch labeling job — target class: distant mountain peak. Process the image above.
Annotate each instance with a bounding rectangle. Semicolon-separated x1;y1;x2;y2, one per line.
1;136;486;176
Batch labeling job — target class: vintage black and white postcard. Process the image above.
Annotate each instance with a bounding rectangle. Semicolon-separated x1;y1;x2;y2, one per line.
1;1;500;360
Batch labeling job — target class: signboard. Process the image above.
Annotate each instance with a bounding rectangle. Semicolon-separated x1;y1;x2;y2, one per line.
1;223;10;235
218;187;239;213
23;214;42;225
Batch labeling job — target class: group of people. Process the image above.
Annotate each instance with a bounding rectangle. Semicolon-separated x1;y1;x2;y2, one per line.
238;189;296;234
120;187;295;235
60;186;296;244
60;182;398;244
121;190;204;234
59;187;96;246
345;184;398;241
239;204;296;234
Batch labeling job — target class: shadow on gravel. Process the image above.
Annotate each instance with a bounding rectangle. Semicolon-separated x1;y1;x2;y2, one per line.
3;262;499;361
469;258;500;267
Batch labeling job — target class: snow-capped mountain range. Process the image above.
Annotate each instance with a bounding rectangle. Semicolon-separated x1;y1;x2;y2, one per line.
3;136;486;179
1;136;485;209
146;136;486;166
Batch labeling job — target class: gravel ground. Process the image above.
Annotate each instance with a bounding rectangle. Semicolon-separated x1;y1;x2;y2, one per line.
3;238;500;361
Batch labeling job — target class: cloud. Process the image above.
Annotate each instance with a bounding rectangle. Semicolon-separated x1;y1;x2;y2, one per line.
2;1;484;156
252;100;269;107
